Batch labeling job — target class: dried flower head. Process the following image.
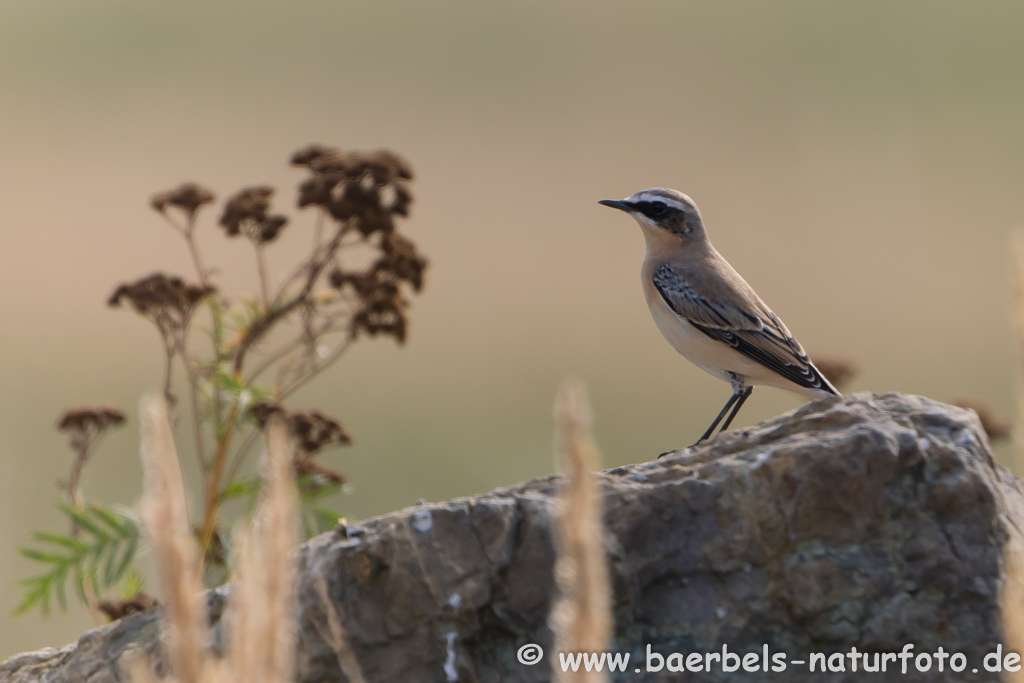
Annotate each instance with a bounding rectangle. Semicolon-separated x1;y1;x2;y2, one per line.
390;182;413;217
350;289;409;343
326;233;425;344
108;274;215;357
57;404;126;434
292;145;414;232
951;398;1012;442
290;144;339;169
329;265;412;343
289;409;353;454
219;186;276;237
99;592;157;621
250;401;287;428
293;456;346;485
251;403;353;455
150;183;215;219
108;273;214;318
258;215;289;244
376;232;428;291
328;184;394;236
297;175;339;208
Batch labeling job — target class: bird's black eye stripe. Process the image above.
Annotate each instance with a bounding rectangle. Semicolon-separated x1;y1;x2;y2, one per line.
636;200;672;219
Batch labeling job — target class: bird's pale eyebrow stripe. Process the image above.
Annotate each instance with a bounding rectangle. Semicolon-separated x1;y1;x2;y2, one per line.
636;194;687;212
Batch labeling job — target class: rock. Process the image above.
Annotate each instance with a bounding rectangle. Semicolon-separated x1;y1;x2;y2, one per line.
3;392;1023;682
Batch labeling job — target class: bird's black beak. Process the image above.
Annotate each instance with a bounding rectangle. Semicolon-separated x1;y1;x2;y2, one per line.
599;199;632;212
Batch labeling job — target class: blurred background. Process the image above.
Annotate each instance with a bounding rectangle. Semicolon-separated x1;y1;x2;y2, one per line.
2;0;1023;655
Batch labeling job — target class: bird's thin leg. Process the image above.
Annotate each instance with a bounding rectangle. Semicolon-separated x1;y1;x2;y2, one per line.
692;390;742;446
716;386;753;436
658;393;740;459
657;376;750;459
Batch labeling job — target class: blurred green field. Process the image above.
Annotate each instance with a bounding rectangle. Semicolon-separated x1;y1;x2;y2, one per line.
1;0;1022;656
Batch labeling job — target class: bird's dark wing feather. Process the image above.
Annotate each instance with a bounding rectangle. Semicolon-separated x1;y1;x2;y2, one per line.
651;264;837;394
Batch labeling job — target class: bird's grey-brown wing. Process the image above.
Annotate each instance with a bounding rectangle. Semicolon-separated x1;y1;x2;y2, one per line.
651;263;837;394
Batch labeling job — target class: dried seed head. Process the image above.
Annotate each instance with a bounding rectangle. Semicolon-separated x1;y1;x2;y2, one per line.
329;238;422;344
151;183;215;218
289;409;353;454
257;215;289;244
108;273;215;319
57;404;127;433
250;403;353;455
219;186;275;237
293;456;346;485
328;184;393;236
951;398;1012;442
297;175;338;208
812;354;859;391
250;401;288;428
290;144;339;168
291;143;423;343
308;149;356;177
99;593;157;621
351;288;409;344
376;232;428;291
390;182;413;216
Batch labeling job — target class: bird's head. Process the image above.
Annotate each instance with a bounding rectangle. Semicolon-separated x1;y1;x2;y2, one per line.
599;188;705;248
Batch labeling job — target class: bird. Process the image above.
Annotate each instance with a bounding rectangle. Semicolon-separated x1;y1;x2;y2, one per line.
599;187;839;453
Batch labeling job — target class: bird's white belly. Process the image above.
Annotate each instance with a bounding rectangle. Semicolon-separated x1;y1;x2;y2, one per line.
647;294;771;386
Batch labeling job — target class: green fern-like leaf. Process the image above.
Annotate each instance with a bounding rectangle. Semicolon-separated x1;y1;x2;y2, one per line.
13;503;142;617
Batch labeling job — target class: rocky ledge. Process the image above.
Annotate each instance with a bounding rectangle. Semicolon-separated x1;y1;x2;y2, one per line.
3;393;1023;682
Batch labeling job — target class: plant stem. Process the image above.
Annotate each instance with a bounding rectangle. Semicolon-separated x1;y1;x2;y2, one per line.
256;244;270;309
280;332;355;400
162;344;176;407
223;428;261;484
312;208;323;251
187;373;208;472
232;225;345;374
197;401;239;571
64;439;105;625
184;222;207;285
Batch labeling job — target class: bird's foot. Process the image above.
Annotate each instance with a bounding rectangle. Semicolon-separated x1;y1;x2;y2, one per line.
658;439;706;459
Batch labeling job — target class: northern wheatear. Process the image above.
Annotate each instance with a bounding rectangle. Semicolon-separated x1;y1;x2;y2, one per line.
599;188;839;451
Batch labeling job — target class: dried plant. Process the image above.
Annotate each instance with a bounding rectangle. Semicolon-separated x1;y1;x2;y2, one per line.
140;396;208;683
223;412;299;683
56;404;126;512
129;397;304;683
811;354;859;392
248;402;351;536
950;397;1012;443
16;144;427;618
1000;232;1024;683
550;380;612;683
98;592;157;621
15;404;140;619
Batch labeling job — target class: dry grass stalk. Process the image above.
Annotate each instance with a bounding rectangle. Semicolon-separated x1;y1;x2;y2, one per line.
1003;233;1024;682
135;400;302;683
225;413;300;683
550;380;612;683
138;396;209;683
1003;547;1024;683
